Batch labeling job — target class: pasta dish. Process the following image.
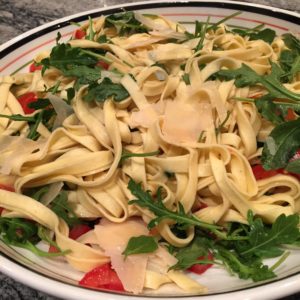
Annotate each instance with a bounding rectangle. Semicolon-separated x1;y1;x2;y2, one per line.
0;11;300;294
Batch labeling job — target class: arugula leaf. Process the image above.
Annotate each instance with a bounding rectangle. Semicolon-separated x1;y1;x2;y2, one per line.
40;43;98;74
232;23;265;36
282;33;300;53
240;213;299;257
122;235;158;258
27;98;51;110
170;236;212;270
120;150;159;163
105;12;148;36
182;73;190;85
37;226;71;256
50;191;80;226
66;87;75;104
63;65;101;90
215;247;276;282
261;118;300;170
127;179;230;239
83;78;129;102
248;28;276;44
217;63;300;102
86;17;96;41
286;159;300;174
207;11;242;31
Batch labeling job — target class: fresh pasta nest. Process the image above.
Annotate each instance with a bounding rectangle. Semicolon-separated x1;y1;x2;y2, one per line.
0;11;300;295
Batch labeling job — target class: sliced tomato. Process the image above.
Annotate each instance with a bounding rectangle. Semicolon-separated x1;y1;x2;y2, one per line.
74;28;86;39
0;207;3;215
79;263;125;292
187;252;214;275
69;224;91;240
0;184;15;192
48;224;91;253
17;92;38;114
285;108;297;121
251;164;280;180
96;60;110;70
29;62;42;72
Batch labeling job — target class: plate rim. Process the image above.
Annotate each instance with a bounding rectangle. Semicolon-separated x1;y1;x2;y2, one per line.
1;0;300;299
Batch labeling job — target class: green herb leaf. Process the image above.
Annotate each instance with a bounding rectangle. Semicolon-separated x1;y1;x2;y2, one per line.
86;17;96;41
120;150;159;163
261;118;300;170
240;214;300;256
51;191;80;226
248;28;276;44
286;159;300;174
105;12;148;36
83;77;129;102
170;236;212;270
217;63;300;102
127;179;228;238
122;235;158;257
182;73;190;85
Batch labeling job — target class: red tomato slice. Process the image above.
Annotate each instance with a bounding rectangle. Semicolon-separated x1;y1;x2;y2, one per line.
48;224;91;253
251;164;280;180
79;263;125;292
74;28;86;39
96;60;109;70
29;62;42;72
17;92;38;114
188;252;214;275
69;224;91;240
285;108;297;121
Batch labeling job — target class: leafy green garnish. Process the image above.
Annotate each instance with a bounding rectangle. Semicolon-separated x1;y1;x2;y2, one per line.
128;179;235;240
218;63;300;101
0;218;69;257
279;34;300;82
182;73;190;85
50;191;80;226
122;235;158;258
120;150;159;164
170;236;212;270
261;118;300;170
83;77;129;102
105;12;148;36
86;16;96;41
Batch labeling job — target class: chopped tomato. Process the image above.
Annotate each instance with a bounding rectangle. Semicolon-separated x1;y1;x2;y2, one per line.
74;28;86;39
192;200;208;213
69;224;91;240
29;62;42;72
79;263;125;292
48;224;91;253
96;60;110;70
285;108;297;121
48;244;59;253
187;252;214;275
0;207;3;215
17;92;38;114
0;184;15;192
251;164;280;180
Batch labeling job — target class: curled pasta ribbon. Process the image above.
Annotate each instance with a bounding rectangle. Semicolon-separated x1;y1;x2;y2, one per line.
0;189;108;272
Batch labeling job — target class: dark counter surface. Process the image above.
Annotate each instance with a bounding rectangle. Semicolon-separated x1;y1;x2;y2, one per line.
0;0;300;299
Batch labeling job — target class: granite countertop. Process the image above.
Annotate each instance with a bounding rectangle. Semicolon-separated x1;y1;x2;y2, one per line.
0;0;300;299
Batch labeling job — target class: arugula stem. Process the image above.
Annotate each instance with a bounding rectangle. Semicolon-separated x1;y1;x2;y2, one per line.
207;11;242;30
27;111;43;140
121;150;160;162
80;49;112;64
0;114;36;122
270;251;290;271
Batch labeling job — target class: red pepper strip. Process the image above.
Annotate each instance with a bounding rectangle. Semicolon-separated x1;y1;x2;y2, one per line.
79;263;125;292
285;108;297;121
187;252;214;275
74;28;86;39
17;92;38;114
29;62;42;72
96;60;110;70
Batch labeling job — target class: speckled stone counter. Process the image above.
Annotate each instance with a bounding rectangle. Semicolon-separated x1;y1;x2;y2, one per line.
0;0;300;299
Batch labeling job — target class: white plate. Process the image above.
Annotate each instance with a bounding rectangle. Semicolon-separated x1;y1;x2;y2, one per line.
1;1;300;299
